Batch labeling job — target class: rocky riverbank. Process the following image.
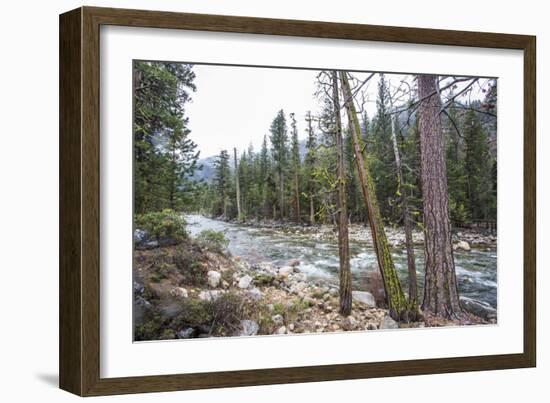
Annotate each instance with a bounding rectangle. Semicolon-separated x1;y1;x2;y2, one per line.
133;240;394;340
133;231;494;341
225;217;497;251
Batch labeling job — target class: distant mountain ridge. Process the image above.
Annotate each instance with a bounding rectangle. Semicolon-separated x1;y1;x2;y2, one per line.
192;140;308;183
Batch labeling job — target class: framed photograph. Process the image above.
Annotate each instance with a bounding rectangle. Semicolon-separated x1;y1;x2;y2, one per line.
59;6;536;396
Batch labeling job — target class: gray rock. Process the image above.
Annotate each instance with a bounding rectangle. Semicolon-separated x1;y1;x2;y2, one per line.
257;262;277;274
198;290;225;301
352;291;376;308
133;229;149;245
240;320;259;336
342;316;358;331
238;274;253;289
275;325;287;335
380;315;399;329
246;287;263;301
133;281;144;295
170;287;188;298
287;259;301;267
278;266;294;277
460;297;497;320
207;271;222;288
272;314;284;325
177;328;194;339
290;281;307;295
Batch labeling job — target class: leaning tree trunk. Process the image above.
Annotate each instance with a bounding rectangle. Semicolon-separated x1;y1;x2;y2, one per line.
389;98;419;317
234;148;242;221
340;72;408;321
417;74;462;319
332;71;352;316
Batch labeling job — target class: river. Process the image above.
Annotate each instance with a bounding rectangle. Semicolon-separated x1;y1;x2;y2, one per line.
186;214;497;309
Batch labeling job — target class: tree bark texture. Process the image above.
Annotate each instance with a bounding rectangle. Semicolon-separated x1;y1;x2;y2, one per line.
332;71;352;316
340;72;408;320
417;74;462;318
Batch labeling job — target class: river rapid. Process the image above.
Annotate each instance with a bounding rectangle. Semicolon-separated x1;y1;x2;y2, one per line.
186;214;497;309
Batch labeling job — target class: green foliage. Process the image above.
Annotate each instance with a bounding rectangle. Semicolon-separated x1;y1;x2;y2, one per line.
196;230;229;253
134;61;199;214
135;209;188;243
172;242;208;286
254;273;275;286
192;72;495;228
463;109;496;220
270;109;289;220
173;292;245;336
135;315;164;341
213;150;231;217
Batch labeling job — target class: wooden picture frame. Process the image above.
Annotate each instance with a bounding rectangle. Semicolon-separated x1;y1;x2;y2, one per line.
59;6;536;396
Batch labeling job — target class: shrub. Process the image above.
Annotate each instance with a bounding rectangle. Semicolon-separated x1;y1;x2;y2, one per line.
196;230;229;253
173;243;208;286
135;209;188;244
172;292;245;337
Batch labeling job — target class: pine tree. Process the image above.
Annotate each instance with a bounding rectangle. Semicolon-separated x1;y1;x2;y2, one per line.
133;61;198;213
463;109;494;220
417;74;463;319
371;74;398;222
213;150;231;218
269;110;288;220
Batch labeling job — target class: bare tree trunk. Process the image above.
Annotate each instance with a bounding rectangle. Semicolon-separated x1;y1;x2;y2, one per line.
340;72;408;320
309;197;315;224
279;172;284;221
234;148;242;221
389;96;419;316
332;71;352;316
417;74;462;319
307;112;315;224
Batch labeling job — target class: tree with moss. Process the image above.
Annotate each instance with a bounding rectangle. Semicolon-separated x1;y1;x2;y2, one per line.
340;71;410;321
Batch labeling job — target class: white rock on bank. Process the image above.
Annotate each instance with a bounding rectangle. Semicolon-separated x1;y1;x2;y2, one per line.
454;240;471;251
240;320;260;336
278;266;294;277
238;274;253;289
207;270;222;288
170;287;188;298
352;291;376;308
276;326;287;334
198;290;224;301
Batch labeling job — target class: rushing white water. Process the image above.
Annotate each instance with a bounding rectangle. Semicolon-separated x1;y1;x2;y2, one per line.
186;214;497;308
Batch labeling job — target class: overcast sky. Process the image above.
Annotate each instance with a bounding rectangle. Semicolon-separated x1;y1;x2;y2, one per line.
185;64;493;159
